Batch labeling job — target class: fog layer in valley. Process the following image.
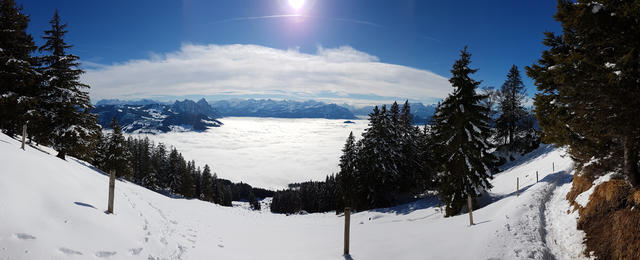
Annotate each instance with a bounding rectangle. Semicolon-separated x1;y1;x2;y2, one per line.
133;117;368;189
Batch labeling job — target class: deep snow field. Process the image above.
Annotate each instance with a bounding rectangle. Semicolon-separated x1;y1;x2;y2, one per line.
0;132;592;260
130;117;368;190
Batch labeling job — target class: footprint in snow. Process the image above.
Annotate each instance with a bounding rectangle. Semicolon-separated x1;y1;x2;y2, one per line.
95;251;117;258
59;247;82;255
15;233;36;240
129;248;143;255
217;244;224;248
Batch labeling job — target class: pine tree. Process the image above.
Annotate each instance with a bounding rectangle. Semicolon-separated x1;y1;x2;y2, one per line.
200;164;213;201
181;160;195;198
104;118;132;178
151;142;169;189
398;101;424;194
432;47;495;216
338;131;358;208
496;65;527;153
39;10;98;159
167;148;184;194
526;0;640;186
0;0;39;137
355;105;401;208
91;130;108;170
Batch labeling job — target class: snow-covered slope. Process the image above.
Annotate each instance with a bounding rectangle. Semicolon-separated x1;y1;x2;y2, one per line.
0;133;588;259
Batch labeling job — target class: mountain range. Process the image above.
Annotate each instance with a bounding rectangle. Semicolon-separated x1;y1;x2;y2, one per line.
94;98;437;133
93;99;222;134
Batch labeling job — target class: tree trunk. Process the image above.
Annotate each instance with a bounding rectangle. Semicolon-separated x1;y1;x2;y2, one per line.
623;136;639;186
56;149;66;160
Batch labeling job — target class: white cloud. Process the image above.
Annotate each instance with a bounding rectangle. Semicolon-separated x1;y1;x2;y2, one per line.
83;44;451;105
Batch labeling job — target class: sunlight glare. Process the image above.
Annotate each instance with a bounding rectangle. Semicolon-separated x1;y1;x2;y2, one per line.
288;0;305;11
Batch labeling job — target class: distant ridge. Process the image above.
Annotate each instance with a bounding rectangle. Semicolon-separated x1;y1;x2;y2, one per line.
93;98;222;134
93;98;438;133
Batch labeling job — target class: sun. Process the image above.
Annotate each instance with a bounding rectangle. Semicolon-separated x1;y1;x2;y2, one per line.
288;0;305;11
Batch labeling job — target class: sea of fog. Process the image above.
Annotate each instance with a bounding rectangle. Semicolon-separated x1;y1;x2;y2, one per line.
132;117;367;190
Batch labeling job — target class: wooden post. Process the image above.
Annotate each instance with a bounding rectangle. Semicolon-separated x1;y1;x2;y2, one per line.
552;162;555;172
20;124;26;150
107;170;115;214
344;207;351;256
467;195;474;226
516;177;520;197
536;171;539;182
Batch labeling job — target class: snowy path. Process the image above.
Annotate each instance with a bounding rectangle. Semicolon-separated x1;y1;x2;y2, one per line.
544;175;592;260
0;134;588;260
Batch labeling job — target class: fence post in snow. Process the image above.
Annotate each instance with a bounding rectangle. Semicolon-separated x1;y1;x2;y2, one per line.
552;162;555;172
516;177;520;197
536;171;539;182
467;195;474;225
344;207;351;256
20;124;26;150
107;170;115;214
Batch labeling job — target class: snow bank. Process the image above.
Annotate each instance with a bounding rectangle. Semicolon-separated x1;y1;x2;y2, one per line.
545;176;594;260
0;133;585;259
575;173;614;207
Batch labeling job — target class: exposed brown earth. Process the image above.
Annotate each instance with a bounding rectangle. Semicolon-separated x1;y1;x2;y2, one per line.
568;176;640;259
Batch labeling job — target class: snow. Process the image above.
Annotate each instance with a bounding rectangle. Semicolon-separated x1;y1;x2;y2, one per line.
545;175;594;260
574;172;614;208
604;62;615;68
591;2;603;13
0;133;591;259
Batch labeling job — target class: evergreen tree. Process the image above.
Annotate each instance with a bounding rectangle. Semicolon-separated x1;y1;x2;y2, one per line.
104;118;131;178
248;192;260;210
39;10;98;159
151;142;169;189
0;0;39;137
398;101;424;195
496;65;527;151
355;105;401;208
431;47;495;216
91;130;108;170
526;0;640;186
167;148;184;194
180;160;195;198
200;164;213;201
417;124;436;190
211;172;219;203
338;132;358;208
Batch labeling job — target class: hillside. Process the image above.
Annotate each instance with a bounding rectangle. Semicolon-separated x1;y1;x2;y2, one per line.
93;99;222;133
0;133;590;259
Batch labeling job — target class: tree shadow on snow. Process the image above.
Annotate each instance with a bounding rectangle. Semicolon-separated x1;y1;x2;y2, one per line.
370;195;441;215
497;144;558;173
343;254;354;260
477;170;573;210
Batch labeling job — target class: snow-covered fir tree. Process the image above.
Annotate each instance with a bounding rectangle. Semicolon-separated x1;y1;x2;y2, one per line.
38;10;99;159
167;148;185;194
355;105;402;208
103;118;132;178
431;47;496;216
397;101;426;194
527;0;640;187
0;0;39;137
338;131;358;208
200;164;214;201
496;65;527;152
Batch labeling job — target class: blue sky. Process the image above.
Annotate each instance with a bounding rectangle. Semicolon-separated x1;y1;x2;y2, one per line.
20;0;561;106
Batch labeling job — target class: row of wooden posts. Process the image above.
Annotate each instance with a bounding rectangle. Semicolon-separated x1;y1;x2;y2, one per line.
19;122;117;215
100;162;560;256
18;122;554;256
